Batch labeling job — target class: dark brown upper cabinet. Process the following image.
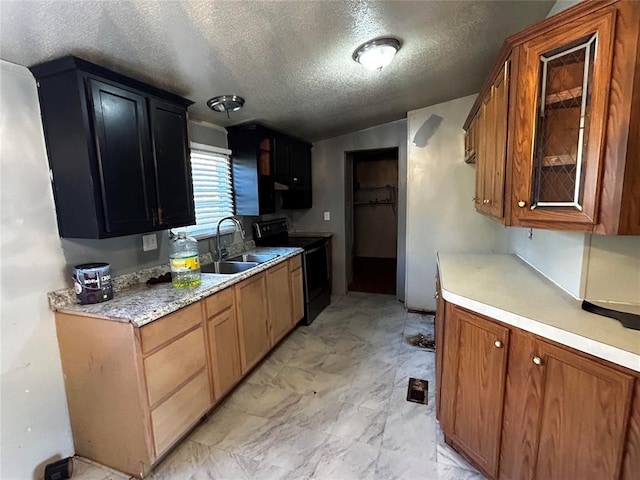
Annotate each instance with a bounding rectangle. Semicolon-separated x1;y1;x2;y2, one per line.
30;56;194;239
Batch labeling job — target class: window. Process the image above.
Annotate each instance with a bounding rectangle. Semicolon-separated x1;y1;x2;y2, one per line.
183;142;234;238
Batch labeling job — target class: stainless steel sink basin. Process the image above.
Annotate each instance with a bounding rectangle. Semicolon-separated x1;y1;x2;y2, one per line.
201;261;259;274
226;253;280;263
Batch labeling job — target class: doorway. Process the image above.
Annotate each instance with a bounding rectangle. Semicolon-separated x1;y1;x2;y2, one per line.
345;148;399;295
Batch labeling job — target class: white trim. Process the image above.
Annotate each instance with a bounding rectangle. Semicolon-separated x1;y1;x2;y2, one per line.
190;142;232;156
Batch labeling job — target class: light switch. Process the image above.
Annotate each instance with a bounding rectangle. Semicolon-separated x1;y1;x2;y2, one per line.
323;211;331;221
142;233;158;251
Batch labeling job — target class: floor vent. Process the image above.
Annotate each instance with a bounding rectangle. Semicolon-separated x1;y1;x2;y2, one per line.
407;377;429;405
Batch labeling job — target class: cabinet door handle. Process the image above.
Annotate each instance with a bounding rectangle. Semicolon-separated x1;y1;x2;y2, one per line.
533;356;542;366
434;293;439;299
494;340;503;348
518;200;526;208
472;197;478;202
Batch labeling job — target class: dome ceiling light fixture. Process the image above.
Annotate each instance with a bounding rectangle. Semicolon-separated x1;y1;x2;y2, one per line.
206;95;245;118
352;37;401;71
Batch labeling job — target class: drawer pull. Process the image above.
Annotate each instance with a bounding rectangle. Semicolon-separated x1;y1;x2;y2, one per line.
533;356;542;366
494;340;503;348
518;200;526;208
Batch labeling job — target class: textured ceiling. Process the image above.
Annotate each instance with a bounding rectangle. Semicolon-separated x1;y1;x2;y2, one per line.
0;0;553;141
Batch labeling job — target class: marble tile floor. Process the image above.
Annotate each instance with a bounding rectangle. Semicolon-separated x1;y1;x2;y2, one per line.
76;293;486;480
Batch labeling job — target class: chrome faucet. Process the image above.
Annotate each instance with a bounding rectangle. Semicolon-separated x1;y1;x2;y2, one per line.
215;216;246;261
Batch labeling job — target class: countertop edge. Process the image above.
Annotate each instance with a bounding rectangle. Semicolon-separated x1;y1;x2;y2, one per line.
437;253;640;374
51;247;304;328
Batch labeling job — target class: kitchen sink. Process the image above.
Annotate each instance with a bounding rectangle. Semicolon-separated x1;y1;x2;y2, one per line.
226;253;280;263
201;261;259;274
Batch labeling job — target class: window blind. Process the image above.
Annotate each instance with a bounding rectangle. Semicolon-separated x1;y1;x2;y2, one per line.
185;144;234;238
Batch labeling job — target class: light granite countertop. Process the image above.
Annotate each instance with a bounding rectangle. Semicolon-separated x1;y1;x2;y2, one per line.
49;246;303;328
437;253;640;373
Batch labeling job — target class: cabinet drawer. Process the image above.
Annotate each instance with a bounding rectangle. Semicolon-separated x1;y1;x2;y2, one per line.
289;254;302;271
151;369;210;456
204;287;234;319
144;327;207;407
140;302;202;354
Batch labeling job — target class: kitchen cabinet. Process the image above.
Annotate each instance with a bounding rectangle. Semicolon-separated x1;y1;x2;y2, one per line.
434;273;445;421
500;329;634;480
464;114;478;164
511;8;616;230
235;272;271;373
228;126;276;215
54;302;210;477
475;61;510;221
53;254;303;477
205;287;242;401
266;261;294;345
438;301;640;480
440;304;510;478
290;255;304;324
464;0;640;234
281;140;313;209
30;56;194;238
228;124;312;214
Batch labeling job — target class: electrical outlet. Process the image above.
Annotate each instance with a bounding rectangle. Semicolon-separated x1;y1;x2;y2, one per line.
323;211;331;221
142;233;158;251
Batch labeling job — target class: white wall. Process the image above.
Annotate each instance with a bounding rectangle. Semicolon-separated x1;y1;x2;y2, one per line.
584;235;640;304
288;119;408;297
406;95;511;311
510;228;587;298
0;60;74;479
0;61;231;479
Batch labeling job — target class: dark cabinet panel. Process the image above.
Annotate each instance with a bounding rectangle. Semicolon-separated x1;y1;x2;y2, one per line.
31;56;194;238
228;125;311;214
149;98;194;228
89;79;155;234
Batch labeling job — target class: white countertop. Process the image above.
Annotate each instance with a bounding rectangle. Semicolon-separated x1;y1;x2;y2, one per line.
437;253;640;373
50;247;303;327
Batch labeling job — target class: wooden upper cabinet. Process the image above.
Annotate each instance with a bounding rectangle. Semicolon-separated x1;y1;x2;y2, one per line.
440;305;510;478
464;116;478;164
472;60;510;222
465;0;640;234
511;9;616;229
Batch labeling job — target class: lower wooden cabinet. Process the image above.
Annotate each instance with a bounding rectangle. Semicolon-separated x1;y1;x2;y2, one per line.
55;254;304;478
205;287;242;401
440;304;509;478
235;272;271;374
266;261;294;344
150;369;210;456
438;302;640;480
500;329;634;480
291;263;304;324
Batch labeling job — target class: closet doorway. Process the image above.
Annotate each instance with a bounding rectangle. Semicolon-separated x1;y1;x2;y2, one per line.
345;148;398;295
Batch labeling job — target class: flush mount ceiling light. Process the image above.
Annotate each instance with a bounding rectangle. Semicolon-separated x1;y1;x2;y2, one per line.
206;95;245;117
352;37;401;71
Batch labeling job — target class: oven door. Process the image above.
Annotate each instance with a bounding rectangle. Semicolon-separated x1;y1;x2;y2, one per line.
302;241;331;324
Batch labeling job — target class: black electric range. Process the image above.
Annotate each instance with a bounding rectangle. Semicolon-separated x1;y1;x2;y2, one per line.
253;219;331;325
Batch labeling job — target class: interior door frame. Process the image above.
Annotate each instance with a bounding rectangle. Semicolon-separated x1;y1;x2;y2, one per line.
344;147;400;296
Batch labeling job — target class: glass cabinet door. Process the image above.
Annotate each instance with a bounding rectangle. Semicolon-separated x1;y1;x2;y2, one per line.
532;35;595;210
512;10;615;227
